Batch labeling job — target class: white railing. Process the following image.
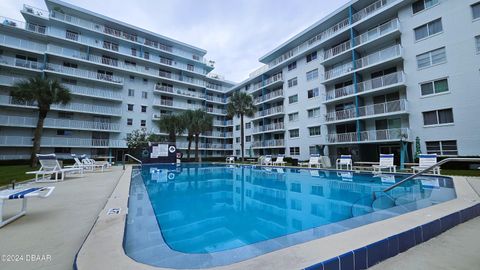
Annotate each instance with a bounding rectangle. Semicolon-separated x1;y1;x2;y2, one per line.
323;40;352;61
327;128;410;144
175;142;232;149
65;84;122;100
203;131;233;137
325;71;405;101
204;95;226;103
212;120;233;126
158;70;204;87
254;89;283;104
353;18;399;46
254;106;284;118
252;122;284;133
253;73;283;91
22;4;49;18
0;154;30;160
44;63;123;84
154;84;203;99
324;62;353;81
325;99;407;122
206;107;227;114
0;33;47;52
0;115;120;131
351;0;398;23
0;16;46;35
0;136;126;148
252;139;285;148
0;74;28;86
0;54;43;70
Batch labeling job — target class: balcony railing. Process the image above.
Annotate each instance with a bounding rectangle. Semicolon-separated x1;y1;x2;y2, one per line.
213;120;233;126
353;18;399;46
22;5;49;18
158;71;204;87
0;136;126;148
252;73;283;91
351;0;398;23
0;115;120;131
175;142;232;149
0;33;47;52
325;71;405;101
44;63;123;84
254;89;283;104
0;74;28;86
323;40;352;61
0;55;43;70
252;139;285;148
254;106;284;118
0;16;46;35
206;107;227;114
204;95;226;103
203;131;233;138
327;128;410;144
325;99;407;122
64;84;122;101
252;122;284;133
154;84;203;99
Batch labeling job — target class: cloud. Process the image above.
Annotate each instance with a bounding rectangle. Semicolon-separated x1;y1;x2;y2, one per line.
1;0;350;82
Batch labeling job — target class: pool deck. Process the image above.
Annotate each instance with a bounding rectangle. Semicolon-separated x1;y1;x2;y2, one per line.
1;165;480;269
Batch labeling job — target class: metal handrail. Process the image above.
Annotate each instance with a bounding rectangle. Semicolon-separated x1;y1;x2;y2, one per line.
123;154;142;170
383;158;480;192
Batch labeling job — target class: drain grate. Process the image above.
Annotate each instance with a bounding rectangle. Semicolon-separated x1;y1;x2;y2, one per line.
107;207;121;215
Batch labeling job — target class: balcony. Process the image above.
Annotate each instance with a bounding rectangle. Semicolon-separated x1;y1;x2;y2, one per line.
252;122;284;134
252;139;285;148
0;95;122;116
206;107;227;115
213;120;233;126
353;18;400;47
252;73;283;92
0;16;46;35
351;0;399;23
327;128;410;144
0;74;28;86
175;142;232;149
158;70;204;87
64;84;122;101
254;89;283;104
44;63;123;85
325;99;407;123
0;115;120;132
254;106;284;118
154;84;203;100
204;95;227;103
0;55;43;71
153;99;204;111
323;40;352;62
203;131;233;138
0;33;47;53
0;135;126;148
325;71;405;102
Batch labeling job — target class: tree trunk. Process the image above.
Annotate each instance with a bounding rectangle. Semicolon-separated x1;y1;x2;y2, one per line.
240;114;245;162
194;134;200;162
187;134;193;160
31;110;48;167
169;131;176;144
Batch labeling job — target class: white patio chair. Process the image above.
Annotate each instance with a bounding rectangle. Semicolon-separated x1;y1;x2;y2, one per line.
412;154;440;175
336;155;353;170
263;155;273;166
26;154;83;182
225;156;235;164
373;154;396;173
299;155;322;168
273;156;286;166
82;158;107;172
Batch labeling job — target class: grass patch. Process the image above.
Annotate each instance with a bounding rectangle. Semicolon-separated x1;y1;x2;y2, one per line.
0;165;39;187
440;169;480;177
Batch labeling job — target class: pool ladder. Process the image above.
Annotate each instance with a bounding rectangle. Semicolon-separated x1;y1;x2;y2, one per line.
122;154;142;170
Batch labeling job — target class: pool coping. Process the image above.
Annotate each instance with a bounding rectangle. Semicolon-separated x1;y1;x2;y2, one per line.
75;165;480;270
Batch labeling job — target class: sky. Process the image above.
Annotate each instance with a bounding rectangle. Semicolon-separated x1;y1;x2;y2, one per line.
1;0;351;83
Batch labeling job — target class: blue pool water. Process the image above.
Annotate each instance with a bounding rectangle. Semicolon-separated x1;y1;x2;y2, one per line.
124;163;456;268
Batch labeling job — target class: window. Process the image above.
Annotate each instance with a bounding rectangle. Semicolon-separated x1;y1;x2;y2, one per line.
290;183;301;192
290;199;302;211
65;30;78;41
103;41;118;51
426;140;458;156
476;36;480;53
127;118;133;126
309;126;321;136
412;0;439;14
423;108;454;126
56;130;73;136
63;62;77;68
289;129;299;138
140;120;146;127
54;147;71;154
311;186;323;196
245;122;251;129
420;79;449;96
187;64;194;71
128;89;135;97
309;146;320;155
142;91;148;99
287;61;297;71
143;78;148;84
307;107;321;118
144;52;149;60
307;88;319;99
127;104;134;111
290;147;300;156
416;47;446;69
288;94;298;104
236;125;240;131
306;69;319;81
288;77;298;88
236;150;240;155
473;2;480;20
124;60;136;67
131;48;137;56
236;137;240;143
306;51;317;62
141;106;147;113
61;78;77;85
58;112;73;119
245;136;251;142
414;19;442;41
288;112;299;122
129;75;135;81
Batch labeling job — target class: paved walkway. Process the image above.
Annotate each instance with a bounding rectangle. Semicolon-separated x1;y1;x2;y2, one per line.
0;167;124;270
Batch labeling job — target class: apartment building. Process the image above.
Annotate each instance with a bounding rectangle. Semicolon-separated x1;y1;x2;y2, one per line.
231;0;480;162
0;0;234;160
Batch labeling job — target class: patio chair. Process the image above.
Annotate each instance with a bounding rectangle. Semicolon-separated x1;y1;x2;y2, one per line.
66;155;89;170
225;156;235;164
272;155;286;166
0;186;55;228
26;154;83;182
299;155;322;168
373;154;396;173
412;154;440;175
336;155;352;170
321;156;332;168
82;157;107;172
263;155;273;166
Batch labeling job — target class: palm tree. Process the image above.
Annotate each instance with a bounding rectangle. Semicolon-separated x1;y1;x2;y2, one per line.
11;77;71;167
227;91;256;162
157;114;185;143
181;110;196;160
190;109;213;162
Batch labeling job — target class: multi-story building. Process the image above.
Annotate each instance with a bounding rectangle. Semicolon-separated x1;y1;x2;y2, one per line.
0;0;234;160
230;0;480;162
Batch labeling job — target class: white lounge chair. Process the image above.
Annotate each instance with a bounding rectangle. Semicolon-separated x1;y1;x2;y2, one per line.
321;156;332;168
226;156;235;164
336;155;352;170
66;156;89;170
263;155;273;166
26;154;83;182
0;186;55;228
273;156;286;166
82;157;107;172
299;155;322;168
373;154;396;173
412;154;440;175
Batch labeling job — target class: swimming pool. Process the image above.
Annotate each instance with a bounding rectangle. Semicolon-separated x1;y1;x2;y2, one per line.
124;163;456;268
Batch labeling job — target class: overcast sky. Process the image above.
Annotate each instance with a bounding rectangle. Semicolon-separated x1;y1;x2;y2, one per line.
1;0;350;82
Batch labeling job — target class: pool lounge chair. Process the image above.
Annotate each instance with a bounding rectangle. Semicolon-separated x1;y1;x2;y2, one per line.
81;157;107;172
412;154;440;175
336;155;353;170
299;155;322;168
272;156;286;166
225;156;235;164
26;154;83;182
263;155;273;166
373;154;396;173
0;186;55;228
